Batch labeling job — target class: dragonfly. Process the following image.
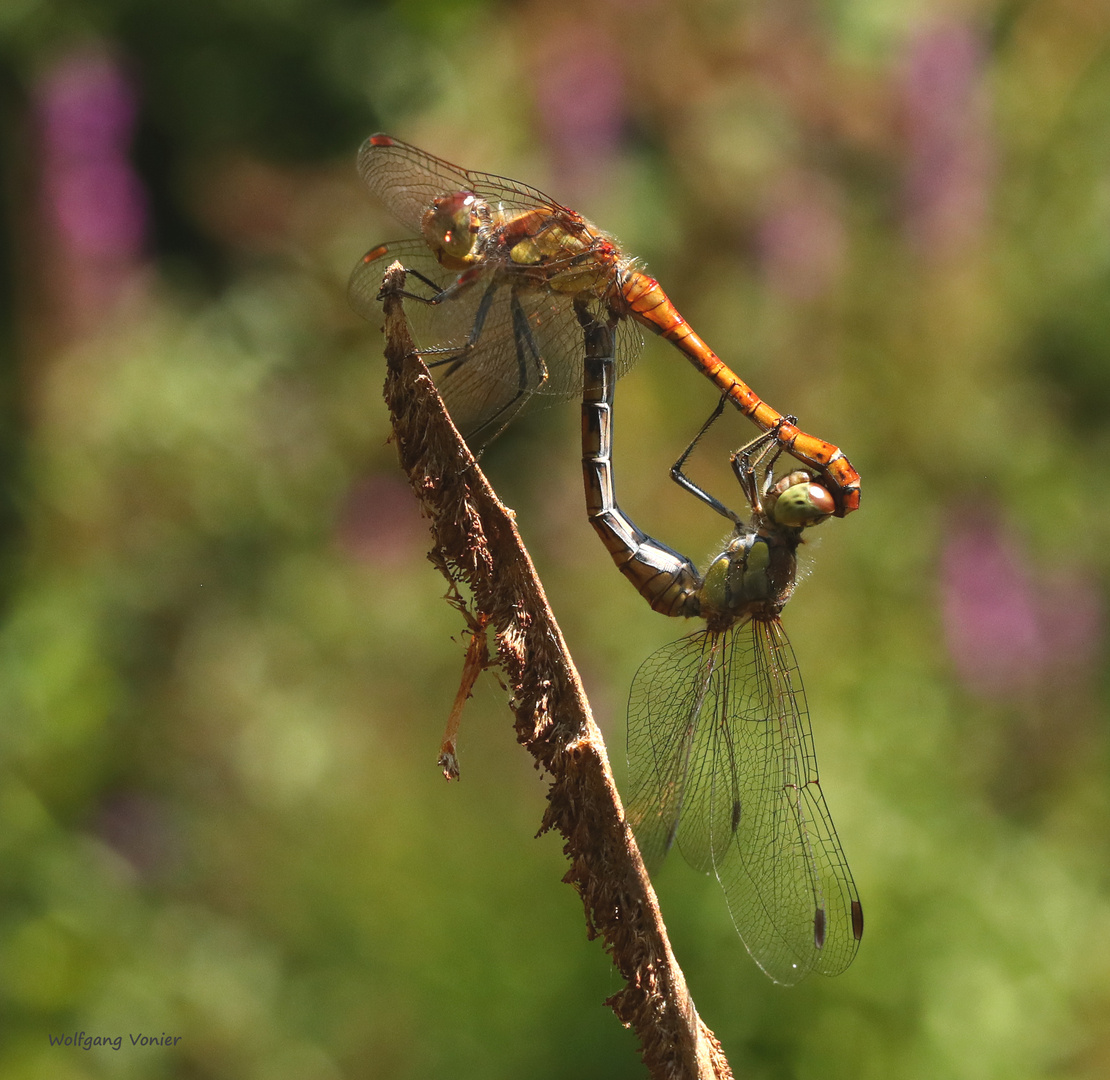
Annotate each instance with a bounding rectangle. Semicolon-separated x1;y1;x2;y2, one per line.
579;306;863;984
350;134;860;516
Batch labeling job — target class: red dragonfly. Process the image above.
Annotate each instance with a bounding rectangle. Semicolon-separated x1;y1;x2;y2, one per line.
350;134;860;515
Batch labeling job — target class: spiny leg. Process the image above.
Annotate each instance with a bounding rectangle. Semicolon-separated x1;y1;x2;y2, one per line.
730;423;792;514
669;396;741;523
460;289;549;447
425;276;500;376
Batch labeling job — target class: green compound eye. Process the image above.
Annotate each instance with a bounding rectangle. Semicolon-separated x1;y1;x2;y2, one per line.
774;482;835;528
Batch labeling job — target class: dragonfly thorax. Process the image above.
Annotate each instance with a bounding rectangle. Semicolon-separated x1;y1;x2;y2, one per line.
697;474;831;624
699;532;799;623
422;191;484;265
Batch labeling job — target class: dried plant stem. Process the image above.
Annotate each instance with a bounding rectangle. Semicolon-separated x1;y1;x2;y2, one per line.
380;264;734;1080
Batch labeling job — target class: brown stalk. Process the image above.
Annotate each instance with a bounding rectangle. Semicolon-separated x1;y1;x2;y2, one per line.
379;263;734;1080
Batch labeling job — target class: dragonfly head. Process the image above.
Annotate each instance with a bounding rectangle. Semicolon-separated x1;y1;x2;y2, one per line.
423;191;482;263
765;472;834;531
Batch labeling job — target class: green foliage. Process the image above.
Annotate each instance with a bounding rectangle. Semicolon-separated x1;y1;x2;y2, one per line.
2;2;1110;1078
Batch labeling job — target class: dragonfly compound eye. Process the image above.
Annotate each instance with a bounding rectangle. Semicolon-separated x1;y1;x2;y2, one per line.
424;192;480;260
773;482;835;528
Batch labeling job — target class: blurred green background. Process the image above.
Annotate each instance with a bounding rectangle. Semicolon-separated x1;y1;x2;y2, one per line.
2;0;1110;1077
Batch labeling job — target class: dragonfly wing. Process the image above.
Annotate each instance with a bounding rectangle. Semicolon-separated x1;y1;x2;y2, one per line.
357;135;572;234
613;310;644;381
350;238;437;320
626;631;734;876
350;238;497;368
350;240;591;445
712;618;862;985
506;290;645;400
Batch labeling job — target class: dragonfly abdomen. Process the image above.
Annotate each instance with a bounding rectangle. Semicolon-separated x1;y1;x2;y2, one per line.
580;326;702;619
615;271;765;415
612;269;862;515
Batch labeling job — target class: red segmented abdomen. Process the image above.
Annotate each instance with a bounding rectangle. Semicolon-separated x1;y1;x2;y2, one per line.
614;269;861;515
617;270;780;425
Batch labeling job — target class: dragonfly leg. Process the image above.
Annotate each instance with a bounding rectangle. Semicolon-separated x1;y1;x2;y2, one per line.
455;290;550;447
376;265;451;304
376;260;487;308
510;290;549;391
729;422;793;515
669;396;742;524
425;277;500;376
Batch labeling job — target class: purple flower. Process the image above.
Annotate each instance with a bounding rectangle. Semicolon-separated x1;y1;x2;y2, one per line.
757;171;846;300
34;46;149;326
940;506;1103;700
901;19;993;259
532;19;626;194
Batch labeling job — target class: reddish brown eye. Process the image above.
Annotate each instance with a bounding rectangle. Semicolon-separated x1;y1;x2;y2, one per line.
806;484;835;518
773;481;834;527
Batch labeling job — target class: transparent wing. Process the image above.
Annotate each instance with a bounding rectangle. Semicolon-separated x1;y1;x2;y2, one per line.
626;630;731;875
355;135;632;293
627;619;862;985
356;134;574;235
349;239;643;447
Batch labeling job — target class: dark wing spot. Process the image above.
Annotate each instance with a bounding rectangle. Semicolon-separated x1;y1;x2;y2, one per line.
730;799;742;833
814;906;827;950
851;900;864;941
